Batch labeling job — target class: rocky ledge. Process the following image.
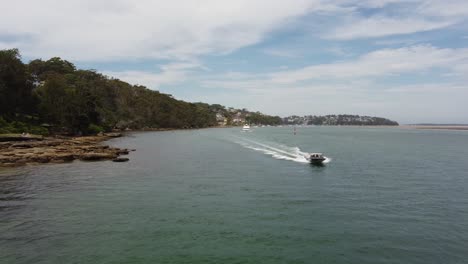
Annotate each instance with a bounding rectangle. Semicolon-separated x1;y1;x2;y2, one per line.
0;134;132;167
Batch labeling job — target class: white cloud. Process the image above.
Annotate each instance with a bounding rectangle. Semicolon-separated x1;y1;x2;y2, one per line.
263;48;299;58
326;17;454;40
2;0;466;60
451;63;468;78
336;0;419;9
200;45;468;103
417;0;468;18
104;61;203;89
0;0;321;61
269;45;468;83
383;83;465;93
326;46;352;56
324;0;468;40
101;44;468;122
374;38;421;46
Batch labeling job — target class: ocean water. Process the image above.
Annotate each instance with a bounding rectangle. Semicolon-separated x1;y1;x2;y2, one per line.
1;126;468;264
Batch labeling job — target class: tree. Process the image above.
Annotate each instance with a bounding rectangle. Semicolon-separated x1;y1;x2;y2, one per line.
0;48;36;117
35;74;69;127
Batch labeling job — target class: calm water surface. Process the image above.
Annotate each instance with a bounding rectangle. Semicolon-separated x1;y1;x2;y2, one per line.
1;127;468;263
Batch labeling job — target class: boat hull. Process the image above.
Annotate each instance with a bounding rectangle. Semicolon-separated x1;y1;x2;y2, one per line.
309;158;326;165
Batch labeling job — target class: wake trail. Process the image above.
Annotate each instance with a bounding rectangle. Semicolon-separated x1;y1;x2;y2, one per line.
232;136;330;164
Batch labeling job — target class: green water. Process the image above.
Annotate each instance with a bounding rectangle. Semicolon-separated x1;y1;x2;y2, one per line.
1;127;468;263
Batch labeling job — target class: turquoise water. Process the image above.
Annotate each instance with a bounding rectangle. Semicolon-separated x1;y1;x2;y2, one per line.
1;127;468;263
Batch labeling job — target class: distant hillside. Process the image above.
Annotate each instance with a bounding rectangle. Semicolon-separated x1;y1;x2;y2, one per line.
211;105;282;127
283;115;399;126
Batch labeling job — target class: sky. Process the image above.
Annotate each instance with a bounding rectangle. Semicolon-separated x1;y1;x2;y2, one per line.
1;0;468;124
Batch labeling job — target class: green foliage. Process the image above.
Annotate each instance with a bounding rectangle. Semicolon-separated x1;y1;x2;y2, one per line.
88;123;104;134
246;112;282;126
28;126;49;136
0;117;49;135
28;57;76;82
284;115;399;126
6;49;385;135
1;49;223;135
0;49;36;116
0;116;9;134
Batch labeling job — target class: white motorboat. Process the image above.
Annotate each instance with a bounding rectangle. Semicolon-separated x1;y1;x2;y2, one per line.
306;153;326;165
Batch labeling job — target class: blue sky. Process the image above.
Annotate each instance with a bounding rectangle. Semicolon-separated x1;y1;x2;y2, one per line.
1;0;468;123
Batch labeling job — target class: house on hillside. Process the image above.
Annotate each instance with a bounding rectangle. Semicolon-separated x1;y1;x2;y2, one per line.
216;113;228;126
232;112;245;124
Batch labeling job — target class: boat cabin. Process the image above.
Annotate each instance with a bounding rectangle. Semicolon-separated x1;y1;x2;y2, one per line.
310;153;323;158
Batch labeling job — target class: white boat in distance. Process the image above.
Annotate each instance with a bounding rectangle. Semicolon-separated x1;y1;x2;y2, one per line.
242;124;251;132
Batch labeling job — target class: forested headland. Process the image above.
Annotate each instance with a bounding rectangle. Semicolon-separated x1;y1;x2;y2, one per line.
283;115;399;126
0;49;282;135
1;49;398;137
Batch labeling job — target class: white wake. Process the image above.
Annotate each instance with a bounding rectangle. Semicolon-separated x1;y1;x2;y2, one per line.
233;137;331;164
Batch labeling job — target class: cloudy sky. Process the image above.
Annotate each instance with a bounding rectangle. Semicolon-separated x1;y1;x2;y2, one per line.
1;0;468;123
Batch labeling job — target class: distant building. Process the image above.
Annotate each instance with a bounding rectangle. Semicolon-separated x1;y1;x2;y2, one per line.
232;112;245;124
216;113;228;126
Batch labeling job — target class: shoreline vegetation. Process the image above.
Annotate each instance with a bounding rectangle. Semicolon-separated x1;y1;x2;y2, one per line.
282;115;398;126
0;48;285;138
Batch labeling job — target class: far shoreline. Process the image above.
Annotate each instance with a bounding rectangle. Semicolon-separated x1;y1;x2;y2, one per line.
133;125;467;131
400;125;468;131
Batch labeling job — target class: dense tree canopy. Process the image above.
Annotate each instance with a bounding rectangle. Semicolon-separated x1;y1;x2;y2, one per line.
0;49;222;135
0;49;36;117
246;112;282;126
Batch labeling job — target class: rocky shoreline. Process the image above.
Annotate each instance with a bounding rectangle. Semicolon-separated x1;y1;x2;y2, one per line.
0;133;131;167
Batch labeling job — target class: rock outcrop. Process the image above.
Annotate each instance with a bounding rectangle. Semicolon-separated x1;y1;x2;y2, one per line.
0;134;44;142
0;135;130;167
112;157;129;162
